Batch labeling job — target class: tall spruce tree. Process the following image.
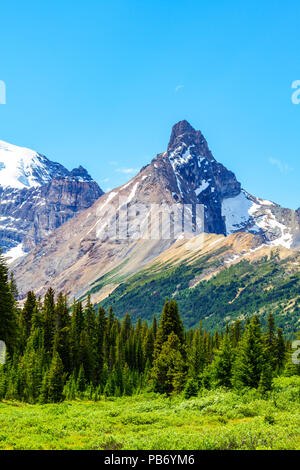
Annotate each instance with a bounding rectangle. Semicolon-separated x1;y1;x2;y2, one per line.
232;316;266;389
95;306;107;384
40;352;66;403
212;333;235;388
21;292;36;339
53;293;70;372
155;299;184;355
42;288;56;353
151;332;186;395
0;253;18;356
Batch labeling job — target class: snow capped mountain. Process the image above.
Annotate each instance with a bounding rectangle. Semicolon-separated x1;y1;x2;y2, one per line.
11;120;299;302
221;190;296;248
0;140;70;189
0;139;103;261
161;121;297;248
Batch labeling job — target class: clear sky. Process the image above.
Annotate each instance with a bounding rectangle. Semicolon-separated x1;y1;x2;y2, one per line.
0;0;299;208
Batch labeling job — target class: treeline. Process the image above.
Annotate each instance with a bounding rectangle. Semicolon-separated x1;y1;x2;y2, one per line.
0;254;299;403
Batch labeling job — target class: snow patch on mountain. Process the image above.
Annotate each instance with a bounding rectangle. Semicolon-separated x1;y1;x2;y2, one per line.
0;140;53;189
222;191;293;248
249;204;293;248
5;243;26;264
222;191;253;233
195;180;210;195
127;182;139;203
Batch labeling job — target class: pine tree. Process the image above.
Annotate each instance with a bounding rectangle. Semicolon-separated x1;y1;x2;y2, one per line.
274;328;286;372
258;361;273;394
0;253;18;356
95;306;107;384
151;332;186;395
41;352;66;403
151;315;157;340
143;328;154;367
9;272;18;301
184;378;198;399
77;364;87;394
188;329;206;380
230;320;243;348
21;291;36;339
53;293;70;372
155;299;184;355
42;288;56;353
79;329;95;383
84;295;97;342
70;300;84;371
265;312;277;371
232;316;265;389
212;333;235;388
283;345;300;377
265;313;276;350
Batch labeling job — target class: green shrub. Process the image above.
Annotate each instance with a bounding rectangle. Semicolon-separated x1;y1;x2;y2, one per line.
184;379;198;399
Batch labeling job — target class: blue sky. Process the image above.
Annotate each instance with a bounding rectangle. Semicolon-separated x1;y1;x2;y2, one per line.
0;0;299;208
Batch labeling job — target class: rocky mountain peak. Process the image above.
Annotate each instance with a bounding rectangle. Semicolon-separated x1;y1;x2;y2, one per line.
168;120;196;148
69;165;93;181
11;119;300;302
0;138;103;262
167;120;213;160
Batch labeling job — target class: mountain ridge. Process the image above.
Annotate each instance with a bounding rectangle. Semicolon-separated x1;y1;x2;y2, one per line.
0;138;104;261
11;120;300;303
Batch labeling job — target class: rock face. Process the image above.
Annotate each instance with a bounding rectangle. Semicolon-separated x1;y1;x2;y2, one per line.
140;120;298;247
155;120;241;234
12;120;300;301
0;140;103;261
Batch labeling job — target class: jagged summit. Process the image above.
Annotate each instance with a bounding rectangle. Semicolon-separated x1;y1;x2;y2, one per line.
69;165;93;181
0;138;103;261
167;120;214;162
158;120;296;244
11;120;299;302
168;120;196;147
0;139;95;189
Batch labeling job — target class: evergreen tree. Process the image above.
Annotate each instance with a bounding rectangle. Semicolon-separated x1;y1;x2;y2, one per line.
41;352;66;403
151;332;186;395
188;329;206;379
155;299;184;355
232;316;265;389
212;333;235;388
70;300;84;370
230;320;243;348
95;306;107;384
274;328;286;372
0;253;18;356
258;361;273;394
79;329;95;383
143;328;154;367
0;276;292;403
53;293;70;372
184;378;198;399
42;288;56;353
21;291;36;339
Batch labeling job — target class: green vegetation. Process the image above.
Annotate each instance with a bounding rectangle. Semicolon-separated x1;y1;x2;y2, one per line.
0;250;300;450
100;252;300;335
0;377;300;450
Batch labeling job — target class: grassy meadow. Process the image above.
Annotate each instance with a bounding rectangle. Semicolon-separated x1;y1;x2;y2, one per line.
0;376;299;450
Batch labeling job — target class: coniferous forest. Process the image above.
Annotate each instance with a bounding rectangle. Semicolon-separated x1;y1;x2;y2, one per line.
0;253;299;405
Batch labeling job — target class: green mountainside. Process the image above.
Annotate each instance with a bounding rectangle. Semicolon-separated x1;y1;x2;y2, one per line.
99;251;300;337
